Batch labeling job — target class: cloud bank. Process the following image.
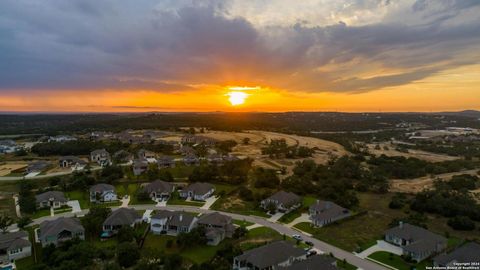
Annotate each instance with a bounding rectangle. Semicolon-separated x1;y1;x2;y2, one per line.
0;0;479;93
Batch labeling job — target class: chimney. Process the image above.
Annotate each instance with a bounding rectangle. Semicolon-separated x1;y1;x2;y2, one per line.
179;214;183;222
399;221;403;229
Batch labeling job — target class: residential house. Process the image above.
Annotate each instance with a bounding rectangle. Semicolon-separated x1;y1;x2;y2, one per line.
260;191;302;213
385;222;447;262
150;210;198;236
183;153;199;166
35;191;68;209
433;242;480;267
157;156;175;168
102;208;142;234
59;156;87;170
26;161;50;174
138;149;156;163
233;241;307;270
179;182;215;201
48;135;77;142
179;145;195;156
0;140;19;154
181;135;216;146
112;150;134;164
197;212;235;246
309;200;351;227
89;183;118;203
38;217;85;247
133;159;148;176
206;153;223;164
279;255;338;270
0;231;31;263
90;149;111;166
142;180;175;201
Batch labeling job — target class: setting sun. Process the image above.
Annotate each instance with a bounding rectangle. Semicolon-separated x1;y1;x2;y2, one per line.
227;91;249;106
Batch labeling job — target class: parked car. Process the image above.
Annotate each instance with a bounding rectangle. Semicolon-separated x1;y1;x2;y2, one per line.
306;250;317;257
305;241;314;246
292;234;302;241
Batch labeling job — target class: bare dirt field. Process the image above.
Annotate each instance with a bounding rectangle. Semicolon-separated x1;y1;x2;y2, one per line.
0;163;28;176
366;142;459;162
390;169;480;193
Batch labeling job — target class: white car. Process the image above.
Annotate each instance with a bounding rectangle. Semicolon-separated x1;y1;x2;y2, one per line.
292;234;302;240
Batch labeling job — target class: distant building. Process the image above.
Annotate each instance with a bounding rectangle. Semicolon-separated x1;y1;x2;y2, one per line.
150;210;197;236
233;241;307;270
385;222;447;262
157;156;175;168
38;217;85;247
0;140;19;154
89;183;118;203
26;161;50;174
433;242;480;267
48;135;77;143
138;149;156;162
90;149;111;166
112;150;134;164
183;153;199;166
35;191;68;209
260;191;301;213
0;231;31;263
179;182;215;201
133;159;148;176
309;200;351;227
59;156;87;170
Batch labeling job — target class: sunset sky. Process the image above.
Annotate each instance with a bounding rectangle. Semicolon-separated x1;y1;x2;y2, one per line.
1;0;479;112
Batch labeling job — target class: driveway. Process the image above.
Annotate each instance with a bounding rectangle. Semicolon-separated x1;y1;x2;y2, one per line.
267;212;284;222
286;213;310;228
200;196;219;210
67;200;81;213
7;204;388;270
120;196;130;207
355;240;403;259
142;209;153;223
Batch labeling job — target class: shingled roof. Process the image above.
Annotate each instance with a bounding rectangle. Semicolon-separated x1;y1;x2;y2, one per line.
386;223;447;254
182;182;214;195
0;231;30;251
434;242;480;266
235;241;306;269
267;191;301;207
103;208;141;227
39;217;84;240
90;183;115;193
310;200;350;222
35;191;67;203
279;255;337;270
197;212;232;227
143;180;174;194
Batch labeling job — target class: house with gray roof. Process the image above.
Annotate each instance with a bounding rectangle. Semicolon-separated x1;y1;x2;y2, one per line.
385;222;447;262
90;149;111;166
179;182;215;201
102;208;142;233
89;183;118;203
26;161;50;174
150;210;198;236
59;156;87;170
309;200;351;227
183;153;199;166
133;159;148;176
0;231;31;263
260;191;302;213
35;191;68;209
157;156;175;168
433;242;480;267
142;180;175;201
138;149;156;162
38;217;85;247
233;241;307;270
112;150;134;164
197;212;235;246
279;255;338;270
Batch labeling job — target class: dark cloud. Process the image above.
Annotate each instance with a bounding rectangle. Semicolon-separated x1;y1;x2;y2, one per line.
0;0;479;93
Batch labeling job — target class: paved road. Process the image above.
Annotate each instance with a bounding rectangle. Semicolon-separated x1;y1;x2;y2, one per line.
9;204;387;270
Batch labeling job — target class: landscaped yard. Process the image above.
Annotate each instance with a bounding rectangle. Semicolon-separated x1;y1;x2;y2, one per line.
233;219;254;227
368;251;432;270
30;208;51;219
210;196;269;218
66;190;90;209
167;191;204;207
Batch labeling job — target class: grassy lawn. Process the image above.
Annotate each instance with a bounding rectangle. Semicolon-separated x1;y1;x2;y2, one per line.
167;191;204;207
163;165;195;179
210;197;269;218
233;219;254;227
278;196;317;224
66;190;90;209
16;226;41;270
141;234;224;264
368;251;432;270
337;259;358;270
238;226;284;250
0;194;16;218
53;205;72;214
30;208;51;219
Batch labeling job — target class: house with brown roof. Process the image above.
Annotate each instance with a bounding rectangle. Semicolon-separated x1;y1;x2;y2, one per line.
260;191;301;213
38;217;85;247
0;231;31;263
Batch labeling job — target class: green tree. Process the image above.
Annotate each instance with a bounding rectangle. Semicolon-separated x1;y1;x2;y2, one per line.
117;242;140;268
